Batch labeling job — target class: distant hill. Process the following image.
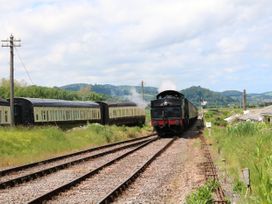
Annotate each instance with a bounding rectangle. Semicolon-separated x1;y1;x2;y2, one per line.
61;83;157;101
221;90;272;106
60;84;272;107
221;90;242;97
263;91;272;96
181;86;239;107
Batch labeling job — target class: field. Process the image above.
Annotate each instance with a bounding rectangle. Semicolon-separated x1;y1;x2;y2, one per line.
0;124;152;168
204;109;272;204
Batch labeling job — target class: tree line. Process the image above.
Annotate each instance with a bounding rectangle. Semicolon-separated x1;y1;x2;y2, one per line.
0;79;107;101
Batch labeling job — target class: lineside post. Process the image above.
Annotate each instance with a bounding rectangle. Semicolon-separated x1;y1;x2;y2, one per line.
1;34;21;127
141;80;144;101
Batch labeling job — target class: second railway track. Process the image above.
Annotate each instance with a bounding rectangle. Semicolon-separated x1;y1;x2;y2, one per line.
0;134;156;188
0;133;156;177
28;138;175;204
0;134;157;203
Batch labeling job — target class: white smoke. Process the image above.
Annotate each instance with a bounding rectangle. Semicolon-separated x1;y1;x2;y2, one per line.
159;80;177;92
127;88;148;108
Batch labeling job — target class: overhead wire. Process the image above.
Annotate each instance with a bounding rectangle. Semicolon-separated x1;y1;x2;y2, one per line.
14;47;34;85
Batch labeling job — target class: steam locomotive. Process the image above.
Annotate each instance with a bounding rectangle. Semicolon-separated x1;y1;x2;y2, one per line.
151;90;198;136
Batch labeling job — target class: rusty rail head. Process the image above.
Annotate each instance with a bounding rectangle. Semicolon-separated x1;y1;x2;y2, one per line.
199;133;228;203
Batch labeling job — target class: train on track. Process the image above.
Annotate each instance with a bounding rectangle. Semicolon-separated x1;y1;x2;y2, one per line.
0;97;145;126
151;90;198;136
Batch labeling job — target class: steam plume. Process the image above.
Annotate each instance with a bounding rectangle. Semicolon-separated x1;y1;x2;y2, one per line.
159;80;177;92
127;88;147;108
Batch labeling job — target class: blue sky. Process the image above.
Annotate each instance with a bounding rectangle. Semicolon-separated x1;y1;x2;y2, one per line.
0;0;271;93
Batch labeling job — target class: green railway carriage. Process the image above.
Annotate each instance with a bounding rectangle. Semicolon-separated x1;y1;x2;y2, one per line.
0;99;10;125
13;98;101;125
98;102;145;126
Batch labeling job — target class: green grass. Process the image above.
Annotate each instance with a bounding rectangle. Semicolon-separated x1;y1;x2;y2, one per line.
204;108;242;127
0;124;152;167
186;179;221;204
205;122;272;203
145;108;151;125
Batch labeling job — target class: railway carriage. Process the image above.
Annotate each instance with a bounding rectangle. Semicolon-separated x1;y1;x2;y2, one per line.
98;102;145;126
0;97;146;127
0;99;10;125
13;98;101;125
151;90;198;136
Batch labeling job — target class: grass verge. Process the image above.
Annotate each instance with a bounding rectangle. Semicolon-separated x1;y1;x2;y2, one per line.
0;124;152;168
205;122;272;203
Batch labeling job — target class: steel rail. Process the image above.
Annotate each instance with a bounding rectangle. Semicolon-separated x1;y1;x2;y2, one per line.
28;138;158;204
0;136;157;189
0;133;156;177
199;133;228;204
98;137;176;204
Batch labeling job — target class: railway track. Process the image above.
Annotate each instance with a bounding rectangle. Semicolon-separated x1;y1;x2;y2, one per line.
0;136;159;203
0;134;156;189
26;138;175;204
199;133;228;204
98;137;176;204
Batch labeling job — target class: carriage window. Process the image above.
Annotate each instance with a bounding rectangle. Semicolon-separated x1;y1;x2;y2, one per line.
51;110;53;121
36;114;39;121
63;111;66;120
122;109;125;116
66;111;68;120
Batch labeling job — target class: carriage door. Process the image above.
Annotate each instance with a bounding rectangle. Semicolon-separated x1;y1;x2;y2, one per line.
14;105;22;125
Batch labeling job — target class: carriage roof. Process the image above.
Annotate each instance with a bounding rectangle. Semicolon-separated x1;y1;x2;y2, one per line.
13;97;99;108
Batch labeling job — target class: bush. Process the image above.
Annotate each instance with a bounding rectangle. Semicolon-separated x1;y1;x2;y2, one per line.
186;179;220;204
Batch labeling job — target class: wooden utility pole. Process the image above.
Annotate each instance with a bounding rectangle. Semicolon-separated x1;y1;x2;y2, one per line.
243;89;247;111
1;34;21;127
141;80;144;100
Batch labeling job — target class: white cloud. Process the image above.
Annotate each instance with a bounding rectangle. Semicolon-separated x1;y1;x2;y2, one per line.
0;0;271;92
217;37;248;53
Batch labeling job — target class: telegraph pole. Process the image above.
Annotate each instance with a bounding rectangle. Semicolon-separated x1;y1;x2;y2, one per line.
1;34;21;126
243;89;247;111
141;80;144;101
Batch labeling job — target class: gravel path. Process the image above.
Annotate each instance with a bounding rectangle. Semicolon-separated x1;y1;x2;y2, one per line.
49;139;171;204
0;143;145;204
114;130;205;204
0;137;153;183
